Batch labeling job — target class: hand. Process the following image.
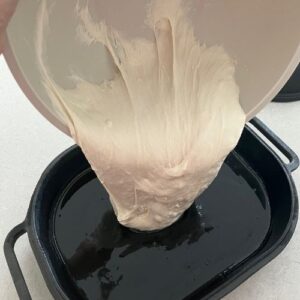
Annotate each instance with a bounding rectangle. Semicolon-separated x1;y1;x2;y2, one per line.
0;0;18;54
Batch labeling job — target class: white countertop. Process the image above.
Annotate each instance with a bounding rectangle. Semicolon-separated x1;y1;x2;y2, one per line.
1;56;300;300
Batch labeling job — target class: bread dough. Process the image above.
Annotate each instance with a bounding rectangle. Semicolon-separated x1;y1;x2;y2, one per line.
36;0;246;231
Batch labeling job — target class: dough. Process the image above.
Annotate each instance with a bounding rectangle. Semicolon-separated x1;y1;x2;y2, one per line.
36;0;246;231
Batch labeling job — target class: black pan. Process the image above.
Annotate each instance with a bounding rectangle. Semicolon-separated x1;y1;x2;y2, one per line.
4;118;299;300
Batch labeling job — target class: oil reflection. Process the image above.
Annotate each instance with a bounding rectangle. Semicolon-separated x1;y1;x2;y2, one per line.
67;204;213;299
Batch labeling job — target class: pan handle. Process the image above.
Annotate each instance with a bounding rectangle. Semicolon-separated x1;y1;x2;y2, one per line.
4;221;32;300
250;118;300;172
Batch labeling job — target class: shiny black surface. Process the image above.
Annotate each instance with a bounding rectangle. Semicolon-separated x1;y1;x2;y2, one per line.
52;152;271;300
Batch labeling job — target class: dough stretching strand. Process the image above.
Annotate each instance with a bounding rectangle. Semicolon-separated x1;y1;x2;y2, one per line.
36;0;246;231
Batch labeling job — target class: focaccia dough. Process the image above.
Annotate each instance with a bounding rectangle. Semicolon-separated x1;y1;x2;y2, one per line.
36;0;245;231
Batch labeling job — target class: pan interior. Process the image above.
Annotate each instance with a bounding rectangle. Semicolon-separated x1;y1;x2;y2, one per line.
51;151;271;300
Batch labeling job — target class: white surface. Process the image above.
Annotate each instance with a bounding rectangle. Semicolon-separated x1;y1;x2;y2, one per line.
1;55;300;299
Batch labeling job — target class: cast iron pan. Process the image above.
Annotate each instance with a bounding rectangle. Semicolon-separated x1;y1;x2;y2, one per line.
4;118;299;300
274;64;300;102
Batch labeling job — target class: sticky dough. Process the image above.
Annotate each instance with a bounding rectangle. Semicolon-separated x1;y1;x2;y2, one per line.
36;0;246;231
